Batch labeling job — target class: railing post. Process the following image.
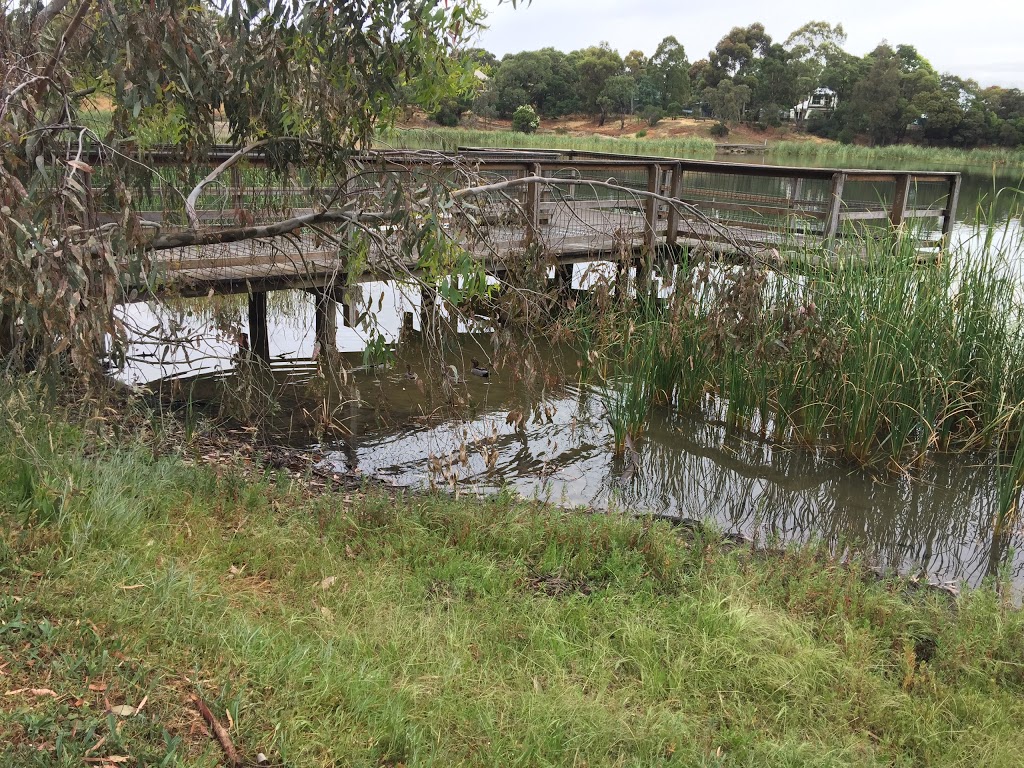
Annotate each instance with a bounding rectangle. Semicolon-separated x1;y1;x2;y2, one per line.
525;162;541;246
644;163;661;254
940;174;961;247
665;162;683;248
632;163;661;300
230;164;244;222
823;171;847;241
889;173;911;229
789;177;804;210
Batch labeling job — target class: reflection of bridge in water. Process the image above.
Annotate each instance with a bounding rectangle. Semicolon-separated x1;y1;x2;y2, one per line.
89;146;961;359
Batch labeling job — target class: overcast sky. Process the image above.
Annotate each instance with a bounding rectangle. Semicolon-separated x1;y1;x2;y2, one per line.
474;0;1024;90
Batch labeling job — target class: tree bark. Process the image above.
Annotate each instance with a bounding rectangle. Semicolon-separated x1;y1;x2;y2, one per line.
31;0;75;35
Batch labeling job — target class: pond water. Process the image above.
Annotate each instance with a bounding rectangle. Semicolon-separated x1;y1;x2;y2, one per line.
119;159;1024;593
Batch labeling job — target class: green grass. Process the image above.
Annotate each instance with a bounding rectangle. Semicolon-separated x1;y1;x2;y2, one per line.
2;385;1024;766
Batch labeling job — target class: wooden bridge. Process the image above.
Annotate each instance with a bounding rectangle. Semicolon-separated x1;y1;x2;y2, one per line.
81;145;961;359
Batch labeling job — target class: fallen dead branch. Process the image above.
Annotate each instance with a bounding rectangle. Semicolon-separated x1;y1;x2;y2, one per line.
190;693;242;767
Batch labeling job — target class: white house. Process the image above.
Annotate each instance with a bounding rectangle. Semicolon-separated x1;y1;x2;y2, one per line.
790;88;837;121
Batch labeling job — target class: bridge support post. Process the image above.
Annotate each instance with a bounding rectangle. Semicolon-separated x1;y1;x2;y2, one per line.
314;290;338;355
552;263;574;301
633;254;650;302
940;175;961;248
247;291;270;362
614;257;630;302
420;285;435;335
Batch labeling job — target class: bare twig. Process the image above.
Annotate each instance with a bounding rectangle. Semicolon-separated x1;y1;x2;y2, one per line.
0;76;50;122
184;139;271;228
190;694;242;767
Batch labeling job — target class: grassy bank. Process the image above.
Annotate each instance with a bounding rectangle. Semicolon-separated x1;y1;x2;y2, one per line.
2;385;1023;767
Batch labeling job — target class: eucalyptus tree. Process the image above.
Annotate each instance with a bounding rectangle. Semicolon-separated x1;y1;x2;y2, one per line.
703;80;752;123
649;36;691;109
784;21;846;101
1;0;485;375
572;44;625;120
703;24;772;120
706;23;772;89
748;43;798;124
848;44;906;145
598;74;636;128
848;43;940;145
492;48;579;118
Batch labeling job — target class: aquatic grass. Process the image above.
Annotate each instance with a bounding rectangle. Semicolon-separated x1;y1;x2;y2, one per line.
589;191;1024;473
378;126;717;159
769;140;1024;172
379;126;1024;172
586;297;664;456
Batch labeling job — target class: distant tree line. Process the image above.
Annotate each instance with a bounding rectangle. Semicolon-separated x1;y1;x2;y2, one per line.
435;20;1024;148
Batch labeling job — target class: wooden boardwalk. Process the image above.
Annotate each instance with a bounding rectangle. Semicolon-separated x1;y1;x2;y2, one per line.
714;142;769;154
104;147;960;299
72;146;962;359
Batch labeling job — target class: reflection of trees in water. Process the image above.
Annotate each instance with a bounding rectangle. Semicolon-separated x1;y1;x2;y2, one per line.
956;172;1024;225
615;410;1021;586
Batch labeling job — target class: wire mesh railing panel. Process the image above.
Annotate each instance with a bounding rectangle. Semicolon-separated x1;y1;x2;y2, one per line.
533;165;652;254
676;168;833;245
908;178;955;247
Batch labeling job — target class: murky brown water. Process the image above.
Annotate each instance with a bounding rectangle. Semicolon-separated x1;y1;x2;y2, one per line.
121;164;1024;593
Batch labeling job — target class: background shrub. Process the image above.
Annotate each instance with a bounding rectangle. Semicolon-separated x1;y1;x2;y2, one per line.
512;105;540;134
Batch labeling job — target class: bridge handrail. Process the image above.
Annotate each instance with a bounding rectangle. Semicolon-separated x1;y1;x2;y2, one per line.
75;145;962;249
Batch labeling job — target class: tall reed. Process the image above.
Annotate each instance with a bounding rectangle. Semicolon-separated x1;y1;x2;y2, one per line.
578;195;1024;473
377;127;716;158
769;141;1024;172
380;126;1024;172
576;293;671;457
